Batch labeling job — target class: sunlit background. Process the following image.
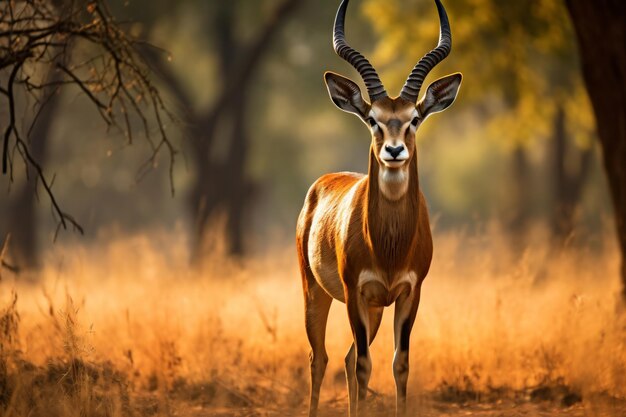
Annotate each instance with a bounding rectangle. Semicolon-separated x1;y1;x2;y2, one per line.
0;0;612;257
1;0;625;416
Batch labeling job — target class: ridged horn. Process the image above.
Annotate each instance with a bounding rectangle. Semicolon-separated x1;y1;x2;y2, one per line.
333;0;387;101
400;0;452;103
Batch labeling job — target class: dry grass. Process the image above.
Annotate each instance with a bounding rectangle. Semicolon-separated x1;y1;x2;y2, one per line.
1;227;626;416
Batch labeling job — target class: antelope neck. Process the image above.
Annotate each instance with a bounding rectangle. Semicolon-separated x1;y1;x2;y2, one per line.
365;147;420;269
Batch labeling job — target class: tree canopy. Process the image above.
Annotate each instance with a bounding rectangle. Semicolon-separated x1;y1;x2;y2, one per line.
362;0;594;147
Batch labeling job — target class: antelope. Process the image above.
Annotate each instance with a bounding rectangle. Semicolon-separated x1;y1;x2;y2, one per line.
296;0;461;416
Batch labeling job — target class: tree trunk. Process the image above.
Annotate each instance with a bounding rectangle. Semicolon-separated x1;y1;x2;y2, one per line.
145;0;302;261
565;0;626;299
224;89;252;256
507;146;531;250
551;103;592;245
186;0;301;259
4;65;62;268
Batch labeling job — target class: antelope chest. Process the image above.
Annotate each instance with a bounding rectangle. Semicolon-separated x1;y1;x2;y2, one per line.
358;270;418;307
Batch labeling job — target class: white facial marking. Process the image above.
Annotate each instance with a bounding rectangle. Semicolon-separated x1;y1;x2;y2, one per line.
366;110;379;131
378;165;409;201
379;144;409;168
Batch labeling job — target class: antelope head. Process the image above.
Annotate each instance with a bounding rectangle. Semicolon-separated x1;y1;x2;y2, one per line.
324;0;462;198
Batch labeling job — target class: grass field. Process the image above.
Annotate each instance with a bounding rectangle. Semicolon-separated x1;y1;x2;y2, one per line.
1;228;626;416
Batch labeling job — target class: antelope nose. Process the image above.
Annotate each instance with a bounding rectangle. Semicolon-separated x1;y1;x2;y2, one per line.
385;145;405;159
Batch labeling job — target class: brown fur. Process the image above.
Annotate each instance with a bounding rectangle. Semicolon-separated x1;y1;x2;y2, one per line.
296;151;432;294
303;7;460;415
297;93;449;417
296;102;433;417
296;97;433;297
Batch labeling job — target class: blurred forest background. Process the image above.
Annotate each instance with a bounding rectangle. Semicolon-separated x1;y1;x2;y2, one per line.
2;1;626;416
0;0;624;272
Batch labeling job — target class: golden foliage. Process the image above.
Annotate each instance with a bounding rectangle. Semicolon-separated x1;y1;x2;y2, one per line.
362;0;596;148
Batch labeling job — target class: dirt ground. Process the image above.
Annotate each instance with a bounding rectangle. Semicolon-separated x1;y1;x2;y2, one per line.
140;395;626;417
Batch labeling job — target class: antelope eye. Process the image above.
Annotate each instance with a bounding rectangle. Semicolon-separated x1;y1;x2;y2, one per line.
366;117;378;128
410;117;419;127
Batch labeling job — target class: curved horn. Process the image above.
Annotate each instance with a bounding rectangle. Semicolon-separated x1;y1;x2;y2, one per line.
400;0;452;103
333;0;387;101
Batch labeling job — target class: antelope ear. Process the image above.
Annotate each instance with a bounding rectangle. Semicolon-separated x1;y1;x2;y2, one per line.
417;73;462;119
324;71;370;118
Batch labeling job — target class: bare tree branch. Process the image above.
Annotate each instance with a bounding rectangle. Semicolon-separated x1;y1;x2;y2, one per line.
0;235;20;277
0;0;177;237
